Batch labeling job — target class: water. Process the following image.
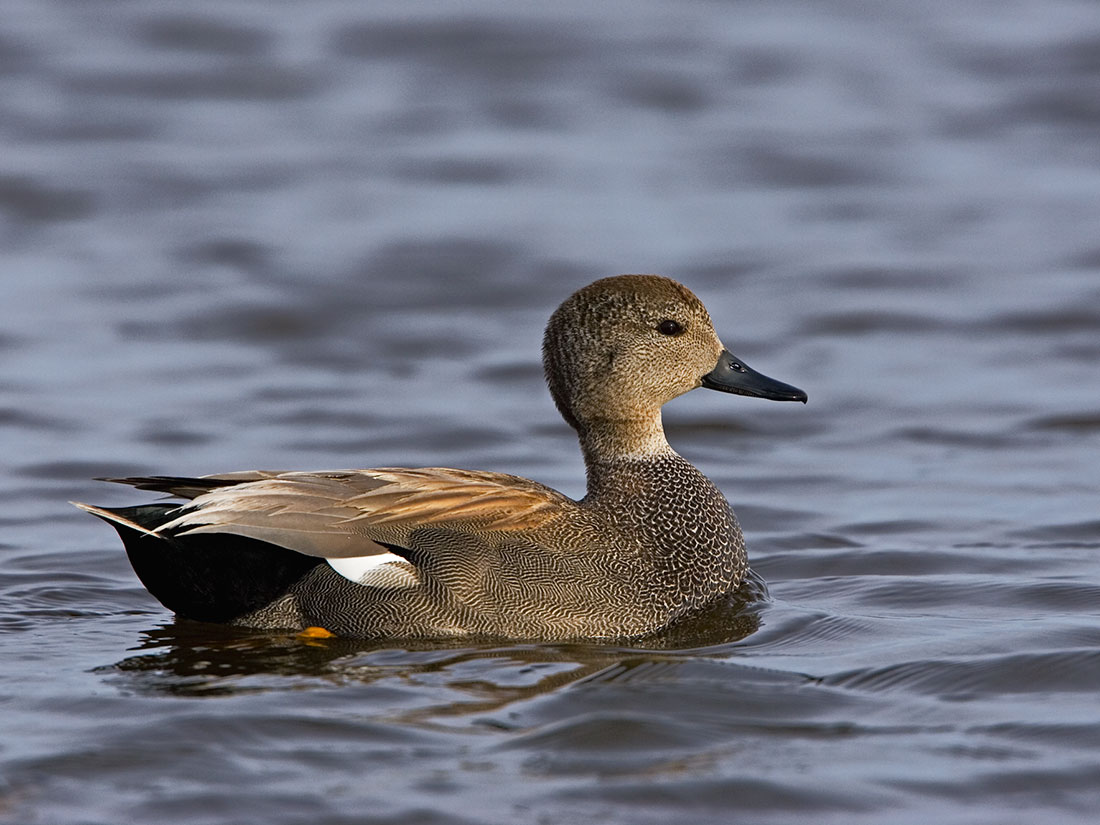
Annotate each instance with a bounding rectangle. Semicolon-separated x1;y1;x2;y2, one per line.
2;0;1100;822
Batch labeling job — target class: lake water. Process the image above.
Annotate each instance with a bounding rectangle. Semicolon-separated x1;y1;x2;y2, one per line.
2;1;1099;823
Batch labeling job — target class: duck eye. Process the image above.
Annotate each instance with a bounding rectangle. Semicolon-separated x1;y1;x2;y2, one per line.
657;319;683;336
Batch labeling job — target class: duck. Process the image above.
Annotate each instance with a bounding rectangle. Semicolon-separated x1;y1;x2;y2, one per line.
74;274;806;640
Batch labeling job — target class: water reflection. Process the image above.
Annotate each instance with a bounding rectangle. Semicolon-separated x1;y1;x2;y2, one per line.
103;573;766;710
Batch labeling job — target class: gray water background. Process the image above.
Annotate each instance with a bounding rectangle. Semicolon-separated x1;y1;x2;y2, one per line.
2;1;1100;823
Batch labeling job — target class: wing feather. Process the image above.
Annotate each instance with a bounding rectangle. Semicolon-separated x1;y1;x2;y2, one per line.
110;467;571;560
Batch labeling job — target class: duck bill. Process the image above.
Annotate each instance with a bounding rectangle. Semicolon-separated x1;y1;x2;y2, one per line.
701;349;807;403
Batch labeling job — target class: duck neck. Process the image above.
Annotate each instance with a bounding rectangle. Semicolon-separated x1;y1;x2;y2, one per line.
577;412;675;494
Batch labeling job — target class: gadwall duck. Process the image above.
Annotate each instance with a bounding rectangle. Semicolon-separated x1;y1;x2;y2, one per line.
75;275;806;640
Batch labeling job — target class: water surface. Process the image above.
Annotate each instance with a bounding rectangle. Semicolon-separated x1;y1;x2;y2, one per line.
3;1;1100;823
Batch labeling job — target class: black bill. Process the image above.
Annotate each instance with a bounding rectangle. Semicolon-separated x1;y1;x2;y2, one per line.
701;349;807;403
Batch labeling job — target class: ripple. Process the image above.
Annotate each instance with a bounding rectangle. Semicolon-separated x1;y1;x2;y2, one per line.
0;408;75;433
803;310;946;336
472;361;543;385
970;721;1100;751
1008;520;1100;546
16;460;152;481
504;711;710;755
740;609;881;651
820;265;957;291
330;17;590;80
299;425;503;454
753;531;863;552
732;504;819;532
893;426;1017;449
1027;412;1100;433
557;774;885;817
136;422;213;447
0;175;96;223
990;308;1100;334
888;764;1100;812
836;519;941;536
394;157;525;185
65;64;322;102
828;648;1100;696
613;72;709;113
134;14;273;57
739;145;887;189
836;575;1100;612
171;237;272;273
0;31;35;74
762;548;1036;584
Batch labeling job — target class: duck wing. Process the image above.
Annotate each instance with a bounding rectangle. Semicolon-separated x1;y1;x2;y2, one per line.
99;468;571;561
97;471;291;500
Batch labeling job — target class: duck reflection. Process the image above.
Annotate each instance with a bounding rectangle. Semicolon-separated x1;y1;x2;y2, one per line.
104;574;765;716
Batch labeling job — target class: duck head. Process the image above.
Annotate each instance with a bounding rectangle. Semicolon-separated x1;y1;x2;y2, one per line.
542;275;806;445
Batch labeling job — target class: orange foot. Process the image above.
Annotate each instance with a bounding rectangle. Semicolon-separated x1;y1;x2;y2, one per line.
298;626;336;639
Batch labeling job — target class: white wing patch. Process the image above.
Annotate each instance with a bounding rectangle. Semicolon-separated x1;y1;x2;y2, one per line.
326;553;419;589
